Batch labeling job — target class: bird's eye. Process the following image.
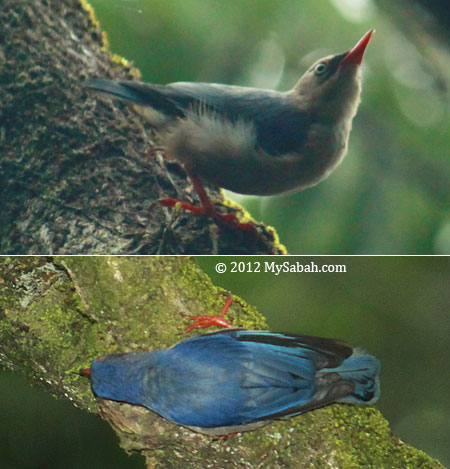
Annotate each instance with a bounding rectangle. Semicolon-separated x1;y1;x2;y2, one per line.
314;63;327;75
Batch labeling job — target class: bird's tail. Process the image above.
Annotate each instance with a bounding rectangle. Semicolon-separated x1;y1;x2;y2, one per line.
86;78;148;105
321;354;380;405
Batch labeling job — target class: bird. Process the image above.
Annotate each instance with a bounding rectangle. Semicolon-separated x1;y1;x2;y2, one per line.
80;294;380;435
80;329;380;435
86;30;373;230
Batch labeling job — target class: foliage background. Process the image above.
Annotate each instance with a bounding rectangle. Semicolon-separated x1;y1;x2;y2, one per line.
86;0;448;254
1;256;449;468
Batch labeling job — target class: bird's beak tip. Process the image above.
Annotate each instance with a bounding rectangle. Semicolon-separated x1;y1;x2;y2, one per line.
341;29;374;66
79;367;91;378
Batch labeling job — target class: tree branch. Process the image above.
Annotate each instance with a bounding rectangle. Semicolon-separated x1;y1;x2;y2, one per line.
0;257;443;468
0;0;284;254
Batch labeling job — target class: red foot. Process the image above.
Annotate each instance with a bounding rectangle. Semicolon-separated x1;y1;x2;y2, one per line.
184;292;235;333
159;197;208;216
151;174;258;234
154;197;257;233
219;213;259;233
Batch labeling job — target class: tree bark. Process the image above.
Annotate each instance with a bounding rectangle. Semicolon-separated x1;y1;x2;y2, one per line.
0;0;284;255
0;256;443;468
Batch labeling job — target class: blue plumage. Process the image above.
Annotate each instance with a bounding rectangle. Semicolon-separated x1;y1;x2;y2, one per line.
88;329;380;435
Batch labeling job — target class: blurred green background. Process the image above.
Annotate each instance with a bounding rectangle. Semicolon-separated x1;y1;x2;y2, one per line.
86;0;449;254
1;256;449;468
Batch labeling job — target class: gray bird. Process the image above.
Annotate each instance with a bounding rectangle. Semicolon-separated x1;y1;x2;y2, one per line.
87;30;373;229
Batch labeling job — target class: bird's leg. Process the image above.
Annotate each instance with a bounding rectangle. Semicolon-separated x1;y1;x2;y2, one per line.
152;168;257;232
155;176;215;216
184;291;234;333
192;177;257;232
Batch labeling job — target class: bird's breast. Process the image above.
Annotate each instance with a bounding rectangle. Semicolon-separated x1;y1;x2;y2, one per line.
161;113;352;196
302;121;351;181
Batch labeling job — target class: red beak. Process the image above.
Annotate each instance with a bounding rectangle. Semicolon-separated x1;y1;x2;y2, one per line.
79;367;91;378
341;30;374;66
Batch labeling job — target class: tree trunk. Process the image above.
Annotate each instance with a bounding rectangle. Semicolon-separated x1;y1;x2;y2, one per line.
0;256;443;468
0;0;283;255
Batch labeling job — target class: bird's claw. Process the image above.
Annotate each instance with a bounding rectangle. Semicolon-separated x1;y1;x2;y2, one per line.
184;315;233;333
151;197;258;234
184;291;235;333
158;197;207;216
220;213;258;233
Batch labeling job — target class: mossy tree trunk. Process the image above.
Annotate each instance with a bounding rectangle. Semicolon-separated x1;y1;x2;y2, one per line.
0;256;444;468
0;0;283;254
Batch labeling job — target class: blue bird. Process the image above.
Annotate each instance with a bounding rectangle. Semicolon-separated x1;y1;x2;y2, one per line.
81;329;380;435
86;31;374;230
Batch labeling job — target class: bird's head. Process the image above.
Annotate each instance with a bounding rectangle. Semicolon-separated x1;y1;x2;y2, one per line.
292;30;374;123
80;352;160;405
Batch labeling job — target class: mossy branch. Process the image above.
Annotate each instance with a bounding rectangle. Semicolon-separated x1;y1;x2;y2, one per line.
0;0;284;254
0;257;443;468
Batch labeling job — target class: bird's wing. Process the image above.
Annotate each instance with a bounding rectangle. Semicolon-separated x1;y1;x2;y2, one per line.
86;78;187;118
207;329;353;368
226;330;356;422
167;330;355;426
166;82;309;156
86;79;309;155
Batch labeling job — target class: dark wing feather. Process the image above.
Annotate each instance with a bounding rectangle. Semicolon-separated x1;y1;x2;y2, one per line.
167;82;308;156
254;384;355;421
86;79;186;118
200;329;355;423
87;79;308;156
203;329;353;369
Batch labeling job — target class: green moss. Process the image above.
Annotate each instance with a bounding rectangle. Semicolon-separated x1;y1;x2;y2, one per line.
222;193;287;254
80;1;141;81
79;0;101;32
